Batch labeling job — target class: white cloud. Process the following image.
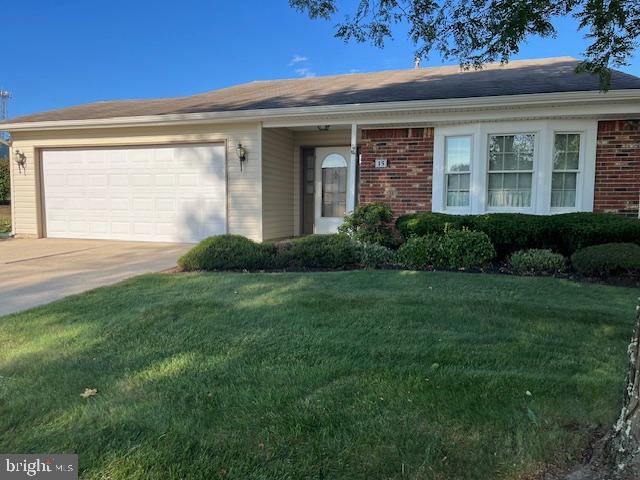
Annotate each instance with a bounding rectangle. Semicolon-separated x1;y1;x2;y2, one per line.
295;67;316;78
289;54;315;77
289;55;309;66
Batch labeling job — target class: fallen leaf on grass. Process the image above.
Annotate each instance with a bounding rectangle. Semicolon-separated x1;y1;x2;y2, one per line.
80;388;98;398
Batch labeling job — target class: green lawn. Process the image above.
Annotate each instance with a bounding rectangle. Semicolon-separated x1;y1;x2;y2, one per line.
0;271;637;479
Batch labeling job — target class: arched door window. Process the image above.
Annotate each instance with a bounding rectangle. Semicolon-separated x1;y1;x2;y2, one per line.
321;153;347;218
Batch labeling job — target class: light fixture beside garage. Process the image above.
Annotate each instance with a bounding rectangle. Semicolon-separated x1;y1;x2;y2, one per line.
14;149;27;174
236;143;247;171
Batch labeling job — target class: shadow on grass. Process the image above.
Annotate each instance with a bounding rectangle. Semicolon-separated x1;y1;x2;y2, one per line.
0;271;637;479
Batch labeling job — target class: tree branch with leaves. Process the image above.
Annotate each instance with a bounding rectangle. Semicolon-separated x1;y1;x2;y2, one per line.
290;0;640;88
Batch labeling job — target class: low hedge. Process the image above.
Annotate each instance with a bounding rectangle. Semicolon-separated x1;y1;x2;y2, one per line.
509;249;566;275
396;212;640;257
181;234;363;271
571;243;640;277
178;235;277;271
396;228;495;270
354;241;395;269
279;234;358;269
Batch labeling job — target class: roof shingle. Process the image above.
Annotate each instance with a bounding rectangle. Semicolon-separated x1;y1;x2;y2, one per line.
5;57;640;125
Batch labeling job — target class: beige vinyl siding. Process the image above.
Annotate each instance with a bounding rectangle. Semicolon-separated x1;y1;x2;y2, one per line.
9;122;263;241
261;128;294;240
292;128;352;235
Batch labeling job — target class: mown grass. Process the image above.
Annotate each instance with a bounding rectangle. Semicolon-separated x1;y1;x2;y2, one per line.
0;271;637;479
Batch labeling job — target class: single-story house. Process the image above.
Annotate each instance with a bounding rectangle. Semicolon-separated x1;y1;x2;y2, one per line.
2;56;640;243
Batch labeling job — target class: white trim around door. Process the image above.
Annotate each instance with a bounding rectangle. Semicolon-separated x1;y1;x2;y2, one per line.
314;146;353;234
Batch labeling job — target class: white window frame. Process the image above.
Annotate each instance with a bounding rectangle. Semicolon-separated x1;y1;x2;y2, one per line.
433;125;480;214
549;131;585;213
443;135;473;213
432;120;597;215
485;131;538;214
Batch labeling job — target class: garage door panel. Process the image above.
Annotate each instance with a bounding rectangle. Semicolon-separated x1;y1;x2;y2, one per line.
155;175;175;186
69;221;88;233
109;198;129;210
156;199;176;213
43;144;226;242
109;175;129;186
67;175;85;186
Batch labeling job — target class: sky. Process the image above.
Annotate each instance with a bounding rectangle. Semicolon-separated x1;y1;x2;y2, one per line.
2;0;639;119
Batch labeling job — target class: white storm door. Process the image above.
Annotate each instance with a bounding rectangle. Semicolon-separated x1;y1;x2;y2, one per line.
314;146;352;234
42;144;226;243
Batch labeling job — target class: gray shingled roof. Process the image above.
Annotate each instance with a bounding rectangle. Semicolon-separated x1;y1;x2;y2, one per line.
5;57;640;125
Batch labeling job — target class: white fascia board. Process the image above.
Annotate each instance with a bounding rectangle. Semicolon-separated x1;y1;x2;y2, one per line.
3;89;640;132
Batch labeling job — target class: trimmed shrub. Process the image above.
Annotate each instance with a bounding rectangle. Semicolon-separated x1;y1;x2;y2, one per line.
178;235;277;271
338;202;397;247
396;212;640;257
509;249;566;275
282;234;358;269
571;243;640;277
355;241;395;269
396;236;435;269
397;228;495;269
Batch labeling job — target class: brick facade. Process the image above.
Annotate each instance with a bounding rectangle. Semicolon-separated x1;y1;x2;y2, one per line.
358;123;640;218
358;128;434;218
595;120;640;216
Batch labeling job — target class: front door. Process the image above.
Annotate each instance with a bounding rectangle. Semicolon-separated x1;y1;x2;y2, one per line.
314;146;351;234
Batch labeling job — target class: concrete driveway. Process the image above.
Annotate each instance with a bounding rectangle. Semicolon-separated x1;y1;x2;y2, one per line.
0;238;192;316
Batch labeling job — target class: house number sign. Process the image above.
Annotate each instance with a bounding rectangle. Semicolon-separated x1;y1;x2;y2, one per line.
375;158;388;168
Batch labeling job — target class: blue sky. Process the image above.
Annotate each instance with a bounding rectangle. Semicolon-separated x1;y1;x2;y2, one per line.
3;0;639;118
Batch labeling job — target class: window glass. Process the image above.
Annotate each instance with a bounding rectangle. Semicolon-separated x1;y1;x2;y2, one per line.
321;153;347;169
445;136;471;207
552;133;580;208
321;154;347;217
487;134;535;208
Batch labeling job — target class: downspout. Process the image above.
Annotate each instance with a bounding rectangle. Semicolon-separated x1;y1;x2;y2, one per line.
348;123;358;214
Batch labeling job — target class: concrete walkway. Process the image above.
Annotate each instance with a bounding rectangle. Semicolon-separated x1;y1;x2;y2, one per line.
0;238;191;316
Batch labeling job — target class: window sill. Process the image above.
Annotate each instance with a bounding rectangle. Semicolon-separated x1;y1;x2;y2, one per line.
442;208;471;215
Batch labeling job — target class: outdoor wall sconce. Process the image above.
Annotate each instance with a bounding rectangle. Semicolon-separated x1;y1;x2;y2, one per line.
14;149;27;174
317;125;331;131
236;143;247;171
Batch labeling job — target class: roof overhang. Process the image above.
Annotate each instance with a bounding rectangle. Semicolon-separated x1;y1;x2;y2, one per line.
2;90;640;132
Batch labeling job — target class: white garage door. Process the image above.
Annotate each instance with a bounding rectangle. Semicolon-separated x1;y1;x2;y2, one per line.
42;144;226;243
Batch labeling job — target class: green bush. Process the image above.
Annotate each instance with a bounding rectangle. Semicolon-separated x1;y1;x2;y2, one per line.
397;228;495;269
396;236;435;269
282;234;358;269
396;212;640;257
338;202;397;247
0;158;9;202
0;215;10;234
355;241;395;269
571;243;640;277
178;235;277;271
509;249;566;275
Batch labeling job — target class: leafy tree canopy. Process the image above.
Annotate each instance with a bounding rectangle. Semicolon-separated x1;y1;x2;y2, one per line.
289;0;640;88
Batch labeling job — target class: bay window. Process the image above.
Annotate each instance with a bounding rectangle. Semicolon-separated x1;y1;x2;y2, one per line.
432;120;596;215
